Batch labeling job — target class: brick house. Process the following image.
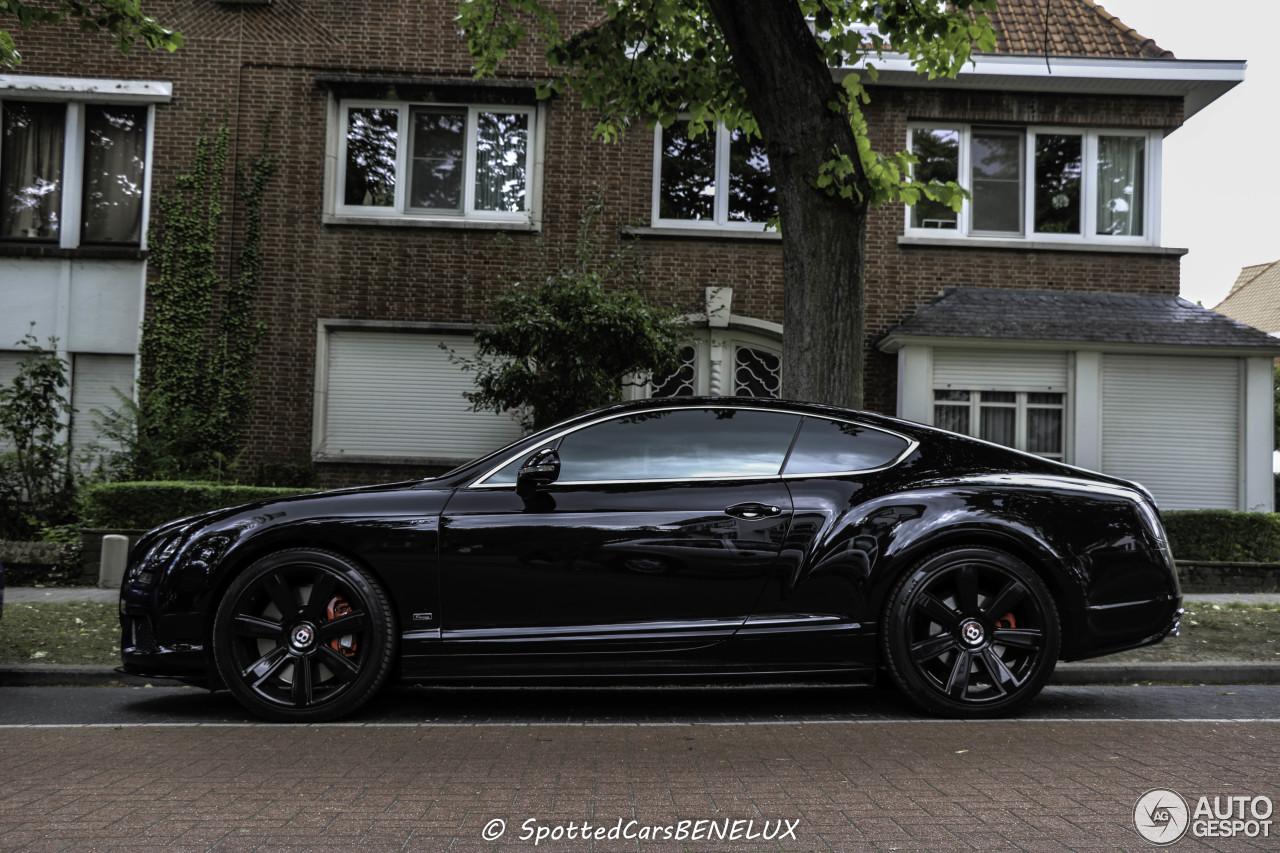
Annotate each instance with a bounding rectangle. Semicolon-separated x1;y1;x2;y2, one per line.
1;0;1276;510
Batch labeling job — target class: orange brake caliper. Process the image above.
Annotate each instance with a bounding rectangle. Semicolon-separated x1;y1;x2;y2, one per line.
326;596;358;658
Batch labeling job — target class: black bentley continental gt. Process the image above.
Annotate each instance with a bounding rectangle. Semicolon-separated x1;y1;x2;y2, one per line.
119;398;1181;721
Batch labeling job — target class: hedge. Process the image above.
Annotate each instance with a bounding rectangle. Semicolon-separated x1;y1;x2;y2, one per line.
1161;510;1280;563
82;481;315;530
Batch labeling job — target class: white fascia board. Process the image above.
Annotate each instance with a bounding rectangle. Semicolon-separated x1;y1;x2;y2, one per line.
0;75;173;103
847;53;1245;120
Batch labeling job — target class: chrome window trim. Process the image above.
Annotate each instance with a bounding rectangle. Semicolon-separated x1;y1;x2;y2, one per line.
466;404;920;489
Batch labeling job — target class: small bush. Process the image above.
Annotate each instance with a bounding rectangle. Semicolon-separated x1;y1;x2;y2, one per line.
1162;510;1280;563
82;481;314;530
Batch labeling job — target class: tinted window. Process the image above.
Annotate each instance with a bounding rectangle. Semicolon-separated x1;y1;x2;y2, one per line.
783;418;910;475
558;409;799;482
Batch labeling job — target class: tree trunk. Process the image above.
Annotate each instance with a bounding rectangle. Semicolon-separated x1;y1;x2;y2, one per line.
703;0;870;410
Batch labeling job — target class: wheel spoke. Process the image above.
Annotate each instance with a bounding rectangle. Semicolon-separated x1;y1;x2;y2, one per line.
944;649;973;699
910;632;956;663
980;647;1021;694
231;613;282;640
915;593;961;630
955;565;979;614
301;572;339;622
317;610;368;639
291;657;315;706
262;572;298;619
243;644;289;682
984;580;1027;622
317;645;360;682
992;627;1043;650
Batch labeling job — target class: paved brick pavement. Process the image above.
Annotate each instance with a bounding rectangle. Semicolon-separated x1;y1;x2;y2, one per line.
1;720;1277;851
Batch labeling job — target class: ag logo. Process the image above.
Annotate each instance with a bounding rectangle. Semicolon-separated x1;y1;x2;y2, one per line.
1135;789;1190;845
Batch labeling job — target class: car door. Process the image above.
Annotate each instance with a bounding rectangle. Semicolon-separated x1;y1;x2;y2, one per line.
437;406;799;657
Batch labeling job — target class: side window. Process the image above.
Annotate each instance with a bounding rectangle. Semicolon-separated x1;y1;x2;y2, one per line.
558;408;799;482
783;417;911;475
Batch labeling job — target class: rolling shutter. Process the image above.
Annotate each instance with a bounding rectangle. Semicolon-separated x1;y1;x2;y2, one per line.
933;349;1068;392
1101;354;1238;510
70;354;135;453
321;330;524;461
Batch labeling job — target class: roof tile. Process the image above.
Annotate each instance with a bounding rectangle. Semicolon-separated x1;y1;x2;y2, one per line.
1215;261;1280;335
982;0;1174;59
883;287;1280;350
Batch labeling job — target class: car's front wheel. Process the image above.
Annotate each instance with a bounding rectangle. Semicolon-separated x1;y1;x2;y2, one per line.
212;549;396;722
882;546;1060;717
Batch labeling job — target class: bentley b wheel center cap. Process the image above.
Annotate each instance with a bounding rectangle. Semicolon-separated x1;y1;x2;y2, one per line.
290;624;316;650
959;619;986;647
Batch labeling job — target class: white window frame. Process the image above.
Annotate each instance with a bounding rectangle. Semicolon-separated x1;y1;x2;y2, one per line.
0;98;157;250
332;99;539;226
905;122;1161;247
934;389;1066;460
651;122;774;231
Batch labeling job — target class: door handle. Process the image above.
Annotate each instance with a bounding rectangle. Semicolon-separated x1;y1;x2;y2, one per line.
725;502;782;520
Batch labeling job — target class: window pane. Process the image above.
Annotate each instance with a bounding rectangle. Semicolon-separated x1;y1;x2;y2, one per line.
910;127;959;229
971;128;1022;233
658;122;715;221
726;129;776;222
934;404;970;434
983;391;1016;404
734;346;781;398
934;390;970;402
1027;407;1063;455
1027;392;1063;405
1034;134;1081;234
409;108;465;211
557;408;797;481
1097;135;1145;237
474;111;528;212
344;107;398;208
650;345;698;397
784;417;910;475
1;101;64;240
81;105;146;244
979;405;1015;446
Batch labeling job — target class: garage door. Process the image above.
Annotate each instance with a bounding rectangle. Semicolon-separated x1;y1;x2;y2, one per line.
70;354;136;453
1101;354;1238;509
319;329;525;462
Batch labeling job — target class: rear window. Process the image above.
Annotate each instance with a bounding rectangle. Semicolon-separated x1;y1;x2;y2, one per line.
783;417;910;475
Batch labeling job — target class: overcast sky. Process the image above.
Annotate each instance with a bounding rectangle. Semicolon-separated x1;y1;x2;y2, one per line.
1088;1;1279;308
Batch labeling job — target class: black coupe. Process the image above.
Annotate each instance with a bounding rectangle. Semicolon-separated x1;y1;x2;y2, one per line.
119;398;1181;721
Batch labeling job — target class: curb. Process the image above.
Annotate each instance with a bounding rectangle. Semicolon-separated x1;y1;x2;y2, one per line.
3;662;1280;689
0;665;157;688
1051;661;1280;685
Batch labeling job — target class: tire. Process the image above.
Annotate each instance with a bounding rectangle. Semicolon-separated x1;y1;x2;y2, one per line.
881;546;1060;718
212;548;396;722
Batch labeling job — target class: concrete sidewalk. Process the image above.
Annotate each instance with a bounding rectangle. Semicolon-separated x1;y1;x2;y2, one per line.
4;588;1280;688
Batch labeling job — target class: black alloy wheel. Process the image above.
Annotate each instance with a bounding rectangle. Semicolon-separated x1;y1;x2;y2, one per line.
212;549;396;722
882;546;1060;717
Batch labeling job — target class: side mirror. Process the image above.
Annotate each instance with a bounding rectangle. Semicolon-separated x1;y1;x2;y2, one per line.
516;447;561;495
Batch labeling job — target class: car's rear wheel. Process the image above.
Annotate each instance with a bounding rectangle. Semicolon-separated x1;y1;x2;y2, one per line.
882;546;1059;717
212;549;396;722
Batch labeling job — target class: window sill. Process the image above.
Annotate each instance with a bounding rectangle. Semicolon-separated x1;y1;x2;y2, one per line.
323;214;539;232
0;243;147;260
622;225;781;242
897;235;1188;256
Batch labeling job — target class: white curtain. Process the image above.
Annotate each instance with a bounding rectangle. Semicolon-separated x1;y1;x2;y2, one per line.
82;106;147;243
1;101;65;240
1096;136;1144;237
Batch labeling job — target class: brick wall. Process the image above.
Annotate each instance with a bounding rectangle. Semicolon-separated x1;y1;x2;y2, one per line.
8;0;1184;486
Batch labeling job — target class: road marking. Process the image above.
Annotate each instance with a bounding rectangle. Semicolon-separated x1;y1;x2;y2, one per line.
1;717;1278;729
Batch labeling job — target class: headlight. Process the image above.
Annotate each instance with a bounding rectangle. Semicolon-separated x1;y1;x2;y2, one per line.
128;533;185;582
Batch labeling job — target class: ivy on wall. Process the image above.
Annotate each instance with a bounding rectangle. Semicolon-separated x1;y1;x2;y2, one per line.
131;116;276;480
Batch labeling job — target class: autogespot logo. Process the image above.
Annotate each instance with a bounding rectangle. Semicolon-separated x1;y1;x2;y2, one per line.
1135;789;1190;845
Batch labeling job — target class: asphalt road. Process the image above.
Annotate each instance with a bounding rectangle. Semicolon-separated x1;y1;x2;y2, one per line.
3;685;1278;851
2;682;1280;726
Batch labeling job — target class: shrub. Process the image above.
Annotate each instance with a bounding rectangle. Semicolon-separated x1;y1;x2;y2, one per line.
1162;510;1280;563
82;481;314;530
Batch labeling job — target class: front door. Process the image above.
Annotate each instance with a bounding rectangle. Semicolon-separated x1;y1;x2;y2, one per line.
438;407;801;657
